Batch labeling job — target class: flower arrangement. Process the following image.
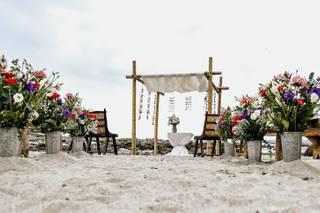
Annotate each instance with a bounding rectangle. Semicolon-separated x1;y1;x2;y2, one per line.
0;54;59;128
32;83;67;132
232;95;269;141
168;114;180;126
259;71;320;132
168;114;180;133
63;93;97;136
217;107;233;141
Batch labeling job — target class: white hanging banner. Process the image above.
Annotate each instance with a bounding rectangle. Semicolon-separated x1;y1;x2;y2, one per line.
141;73;208;93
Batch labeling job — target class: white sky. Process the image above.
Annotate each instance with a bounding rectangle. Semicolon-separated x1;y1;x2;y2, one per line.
1;0;320;139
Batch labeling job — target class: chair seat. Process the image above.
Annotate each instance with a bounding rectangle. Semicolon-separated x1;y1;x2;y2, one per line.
88;132;118;138
194;135;220;140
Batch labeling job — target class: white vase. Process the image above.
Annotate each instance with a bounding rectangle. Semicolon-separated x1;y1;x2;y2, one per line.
281;132;302;162
0;127;21;157
45;131;61;154
247;140;262;162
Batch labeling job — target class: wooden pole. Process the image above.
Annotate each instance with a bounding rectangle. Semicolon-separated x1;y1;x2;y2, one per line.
275;133;282;161
218;76;223;115
215;76;223;155
131;61;137;155
154;92;160;155
206;57;213;155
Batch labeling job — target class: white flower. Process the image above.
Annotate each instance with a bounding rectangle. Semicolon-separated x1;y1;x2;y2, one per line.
46;92;53;97
250;113;258;120
13;93;24;103
311;93;319;103
271;85;278;94
32;111;39;118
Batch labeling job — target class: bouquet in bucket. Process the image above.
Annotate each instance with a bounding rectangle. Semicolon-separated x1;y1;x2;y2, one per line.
63;93;97;137
259;71;320;132
32;83;67;132
232;95;269;141
168;114;180;133
217;107;233;142
0;54;59;128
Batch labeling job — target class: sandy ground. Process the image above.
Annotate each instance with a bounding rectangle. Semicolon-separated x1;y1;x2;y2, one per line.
0;153;320;213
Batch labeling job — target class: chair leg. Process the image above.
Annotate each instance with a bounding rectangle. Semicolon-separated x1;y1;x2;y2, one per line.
83;140;87;152
84;136;89;152
112;137;118;155
68;141;73;153
194;139;199;157
104;137;109;154
200;140;204;157
96;137;101;155
88;136;93;154
211;140;217;157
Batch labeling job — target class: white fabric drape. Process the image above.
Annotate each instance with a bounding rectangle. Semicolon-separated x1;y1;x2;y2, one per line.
141;74;208;93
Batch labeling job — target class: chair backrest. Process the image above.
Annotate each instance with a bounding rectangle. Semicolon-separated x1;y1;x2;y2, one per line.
90;109;108;136
201;112;220;137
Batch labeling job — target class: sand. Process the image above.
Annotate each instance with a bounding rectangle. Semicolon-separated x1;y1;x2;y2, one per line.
0;153;320;213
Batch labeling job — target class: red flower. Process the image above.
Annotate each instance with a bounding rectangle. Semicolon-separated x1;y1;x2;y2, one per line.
4;78;17;85
34;82;40;89
51;93;60;100
233;115;242;122
296;98;305;105
259;89;266;97
2;72;16;77
88;114;97;119
70;114;77;119
277;85;283;91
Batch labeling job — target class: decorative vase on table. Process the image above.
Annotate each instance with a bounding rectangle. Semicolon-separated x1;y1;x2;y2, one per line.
168;114;180;134
223;139;235;157
259;71;320;162
45;131;62;154
172;124;177;133
247;140;262;161
0;128;21;157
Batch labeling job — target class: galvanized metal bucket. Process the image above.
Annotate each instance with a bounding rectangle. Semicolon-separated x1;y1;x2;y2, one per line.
71;136;84;153
0;127;21;157
45;131;61;154
247;140;262;162
281;132;302;162
223;139;235;156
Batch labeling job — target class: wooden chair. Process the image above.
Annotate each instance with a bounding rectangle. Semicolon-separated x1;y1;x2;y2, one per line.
86;109;118;155
194;112;220;157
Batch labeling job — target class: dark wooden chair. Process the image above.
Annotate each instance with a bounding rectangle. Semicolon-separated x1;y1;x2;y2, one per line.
86;109;118;155
194;112;220;157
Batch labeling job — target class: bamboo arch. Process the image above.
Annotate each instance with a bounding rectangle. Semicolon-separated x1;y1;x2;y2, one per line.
126;57;229;155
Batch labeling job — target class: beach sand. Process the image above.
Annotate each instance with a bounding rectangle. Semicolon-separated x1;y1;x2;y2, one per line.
0;153;320;213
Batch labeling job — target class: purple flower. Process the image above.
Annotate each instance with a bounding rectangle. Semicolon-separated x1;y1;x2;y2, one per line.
283;92;295;101
63;109;71;117
315;88;320;96
242;110;250;120
57;98;62;105
79;114;86;119
26;82;34;93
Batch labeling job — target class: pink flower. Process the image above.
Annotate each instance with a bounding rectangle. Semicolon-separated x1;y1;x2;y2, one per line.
66;93;73;99
32;70;47;80
292;75;308;87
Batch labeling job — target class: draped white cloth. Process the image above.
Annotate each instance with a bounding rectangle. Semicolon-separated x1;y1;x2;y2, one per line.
141;73;208;93
166;133;193;157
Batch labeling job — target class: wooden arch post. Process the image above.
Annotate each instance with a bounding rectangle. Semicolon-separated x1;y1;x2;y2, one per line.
131;61;137;155
206;57;214;155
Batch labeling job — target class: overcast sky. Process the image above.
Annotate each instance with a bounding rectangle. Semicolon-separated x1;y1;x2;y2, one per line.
2;0;320;139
